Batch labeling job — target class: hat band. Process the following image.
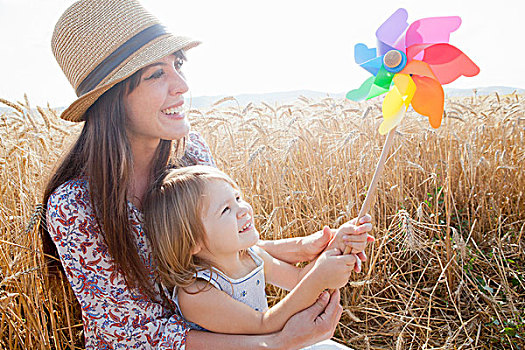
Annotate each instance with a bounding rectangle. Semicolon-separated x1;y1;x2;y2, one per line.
75;24;168;96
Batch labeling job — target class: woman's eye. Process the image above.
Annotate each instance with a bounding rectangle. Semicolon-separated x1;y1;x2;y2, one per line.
221;206;230;215
174;59;184;71
235;195;241;202
145;70;164;80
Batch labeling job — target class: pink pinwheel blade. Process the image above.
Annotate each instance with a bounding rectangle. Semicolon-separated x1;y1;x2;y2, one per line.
405;16;461;47
375;8;409;55
407;43;480;85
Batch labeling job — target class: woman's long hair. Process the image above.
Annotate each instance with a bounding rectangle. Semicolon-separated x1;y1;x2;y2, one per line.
39;52;186;301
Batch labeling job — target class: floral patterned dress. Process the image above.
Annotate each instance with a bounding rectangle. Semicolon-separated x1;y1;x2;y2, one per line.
46;132;215;349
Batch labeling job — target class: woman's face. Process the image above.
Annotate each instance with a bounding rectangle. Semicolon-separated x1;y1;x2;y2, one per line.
124;54;190;149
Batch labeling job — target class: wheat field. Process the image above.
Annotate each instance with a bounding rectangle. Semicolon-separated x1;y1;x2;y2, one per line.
0;92;523;349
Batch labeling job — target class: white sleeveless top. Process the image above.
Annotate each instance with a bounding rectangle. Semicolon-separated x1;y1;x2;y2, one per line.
173;247;268;331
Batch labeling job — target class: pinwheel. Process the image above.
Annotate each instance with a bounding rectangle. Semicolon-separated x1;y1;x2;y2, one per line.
343;9;479;254
347;8;479;134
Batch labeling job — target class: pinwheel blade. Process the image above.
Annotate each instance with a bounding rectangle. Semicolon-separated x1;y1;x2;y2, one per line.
392;74;416;106
346;76;375;101
380;87;406;135
407;43;480;85
364;66;394;100
405;16;462;47
411;75;444;128
371;66;395;90
399;60;438;80
376;8;409;55
354;44;383;75
379;74;416;135
355;43;377;64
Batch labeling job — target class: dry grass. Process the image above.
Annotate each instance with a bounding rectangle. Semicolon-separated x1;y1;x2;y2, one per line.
1;92;524;349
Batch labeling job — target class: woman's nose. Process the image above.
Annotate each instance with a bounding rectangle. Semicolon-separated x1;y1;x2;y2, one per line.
168;70;189;96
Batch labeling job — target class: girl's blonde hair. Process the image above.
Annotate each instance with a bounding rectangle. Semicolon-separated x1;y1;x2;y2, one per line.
143;165;238;290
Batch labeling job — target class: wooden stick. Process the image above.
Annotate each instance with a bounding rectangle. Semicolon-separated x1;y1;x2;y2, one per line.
344;126;397;255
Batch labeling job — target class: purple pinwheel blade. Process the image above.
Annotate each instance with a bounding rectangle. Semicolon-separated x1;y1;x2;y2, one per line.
405;16;462;47
376;8;409;56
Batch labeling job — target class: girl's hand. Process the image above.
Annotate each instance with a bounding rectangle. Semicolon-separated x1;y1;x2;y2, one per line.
310;249;357;290
327;215;374;259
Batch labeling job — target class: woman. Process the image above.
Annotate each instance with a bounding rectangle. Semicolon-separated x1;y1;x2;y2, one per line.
41;0;373;348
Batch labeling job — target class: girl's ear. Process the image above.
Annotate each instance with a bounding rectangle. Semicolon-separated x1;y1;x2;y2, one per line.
191;243;202;256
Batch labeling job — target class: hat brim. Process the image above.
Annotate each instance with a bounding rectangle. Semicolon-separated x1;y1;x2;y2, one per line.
60;34;201;122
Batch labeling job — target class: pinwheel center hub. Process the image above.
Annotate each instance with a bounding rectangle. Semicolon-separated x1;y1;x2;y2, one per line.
384;50;402;68
383;49;407;73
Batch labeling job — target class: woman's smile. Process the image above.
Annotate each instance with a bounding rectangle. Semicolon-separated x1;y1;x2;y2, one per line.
161;103;185;119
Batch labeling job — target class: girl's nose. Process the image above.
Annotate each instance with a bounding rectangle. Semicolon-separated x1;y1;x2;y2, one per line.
237;203;251;218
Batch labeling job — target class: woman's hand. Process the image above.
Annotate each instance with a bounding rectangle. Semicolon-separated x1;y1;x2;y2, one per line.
297;228;334;262
277;289;343;349
257;229;333;265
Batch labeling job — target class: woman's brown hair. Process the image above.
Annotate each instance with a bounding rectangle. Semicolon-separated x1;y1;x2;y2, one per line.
39;51;189;301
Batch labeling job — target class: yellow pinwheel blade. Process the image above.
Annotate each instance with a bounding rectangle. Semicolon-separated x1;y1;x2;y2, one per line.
382;85;404;120
392;74;416;107
379;102;405;135
380;74;417;135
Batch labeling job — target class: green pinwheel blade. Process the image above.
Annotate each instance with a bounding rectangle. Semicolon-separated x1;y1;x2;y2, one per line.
366;84;390;100
346;76;375;101
366;65;394;100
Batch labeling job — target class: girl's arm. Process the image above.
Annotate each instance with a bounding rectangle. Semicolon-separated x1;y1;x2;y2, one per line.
185;289;343;349
178;251;354;335
258;216;374;266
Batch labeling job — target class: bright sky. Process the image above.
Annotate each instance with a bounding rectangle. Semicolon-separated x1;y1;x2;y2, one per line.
0;0;523;108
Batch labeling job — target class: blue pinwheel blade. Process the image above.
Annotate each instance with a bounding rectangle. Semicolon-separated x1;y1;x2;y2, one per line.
354;43;377;64
360;56;383;76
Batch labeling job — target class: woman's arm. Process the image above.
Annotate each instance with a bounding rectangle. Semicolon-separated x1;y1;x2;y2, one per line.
258;215;374;266
257;228;333;264
185;289;343;350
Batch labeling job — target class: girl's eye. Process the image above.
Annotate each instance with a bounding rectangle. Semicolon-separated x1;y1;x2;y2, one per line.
235;195;241;202
221;206;230;215
145;70;164;80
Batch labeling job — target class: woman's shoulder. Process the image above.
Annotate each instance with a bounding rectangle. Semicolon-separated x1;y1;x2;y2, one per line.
185;131;216;167
47;176;91;211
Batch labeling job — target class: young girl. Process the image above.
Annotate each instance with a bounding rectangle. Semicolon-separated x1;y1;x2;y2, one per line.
143;165;364;334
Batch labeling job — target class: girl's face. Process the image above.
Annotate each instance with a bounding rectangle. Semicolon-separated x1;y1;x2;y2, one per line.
200;180;260;258
124;54;190;149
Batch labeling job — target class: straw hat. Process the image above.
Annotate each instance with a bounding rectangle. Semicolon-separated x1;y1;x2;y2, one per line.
52;0;200;122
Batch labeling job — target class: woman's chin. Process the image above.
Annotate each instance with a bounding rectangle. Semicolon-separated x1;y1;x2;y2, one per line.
161;123;191;141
